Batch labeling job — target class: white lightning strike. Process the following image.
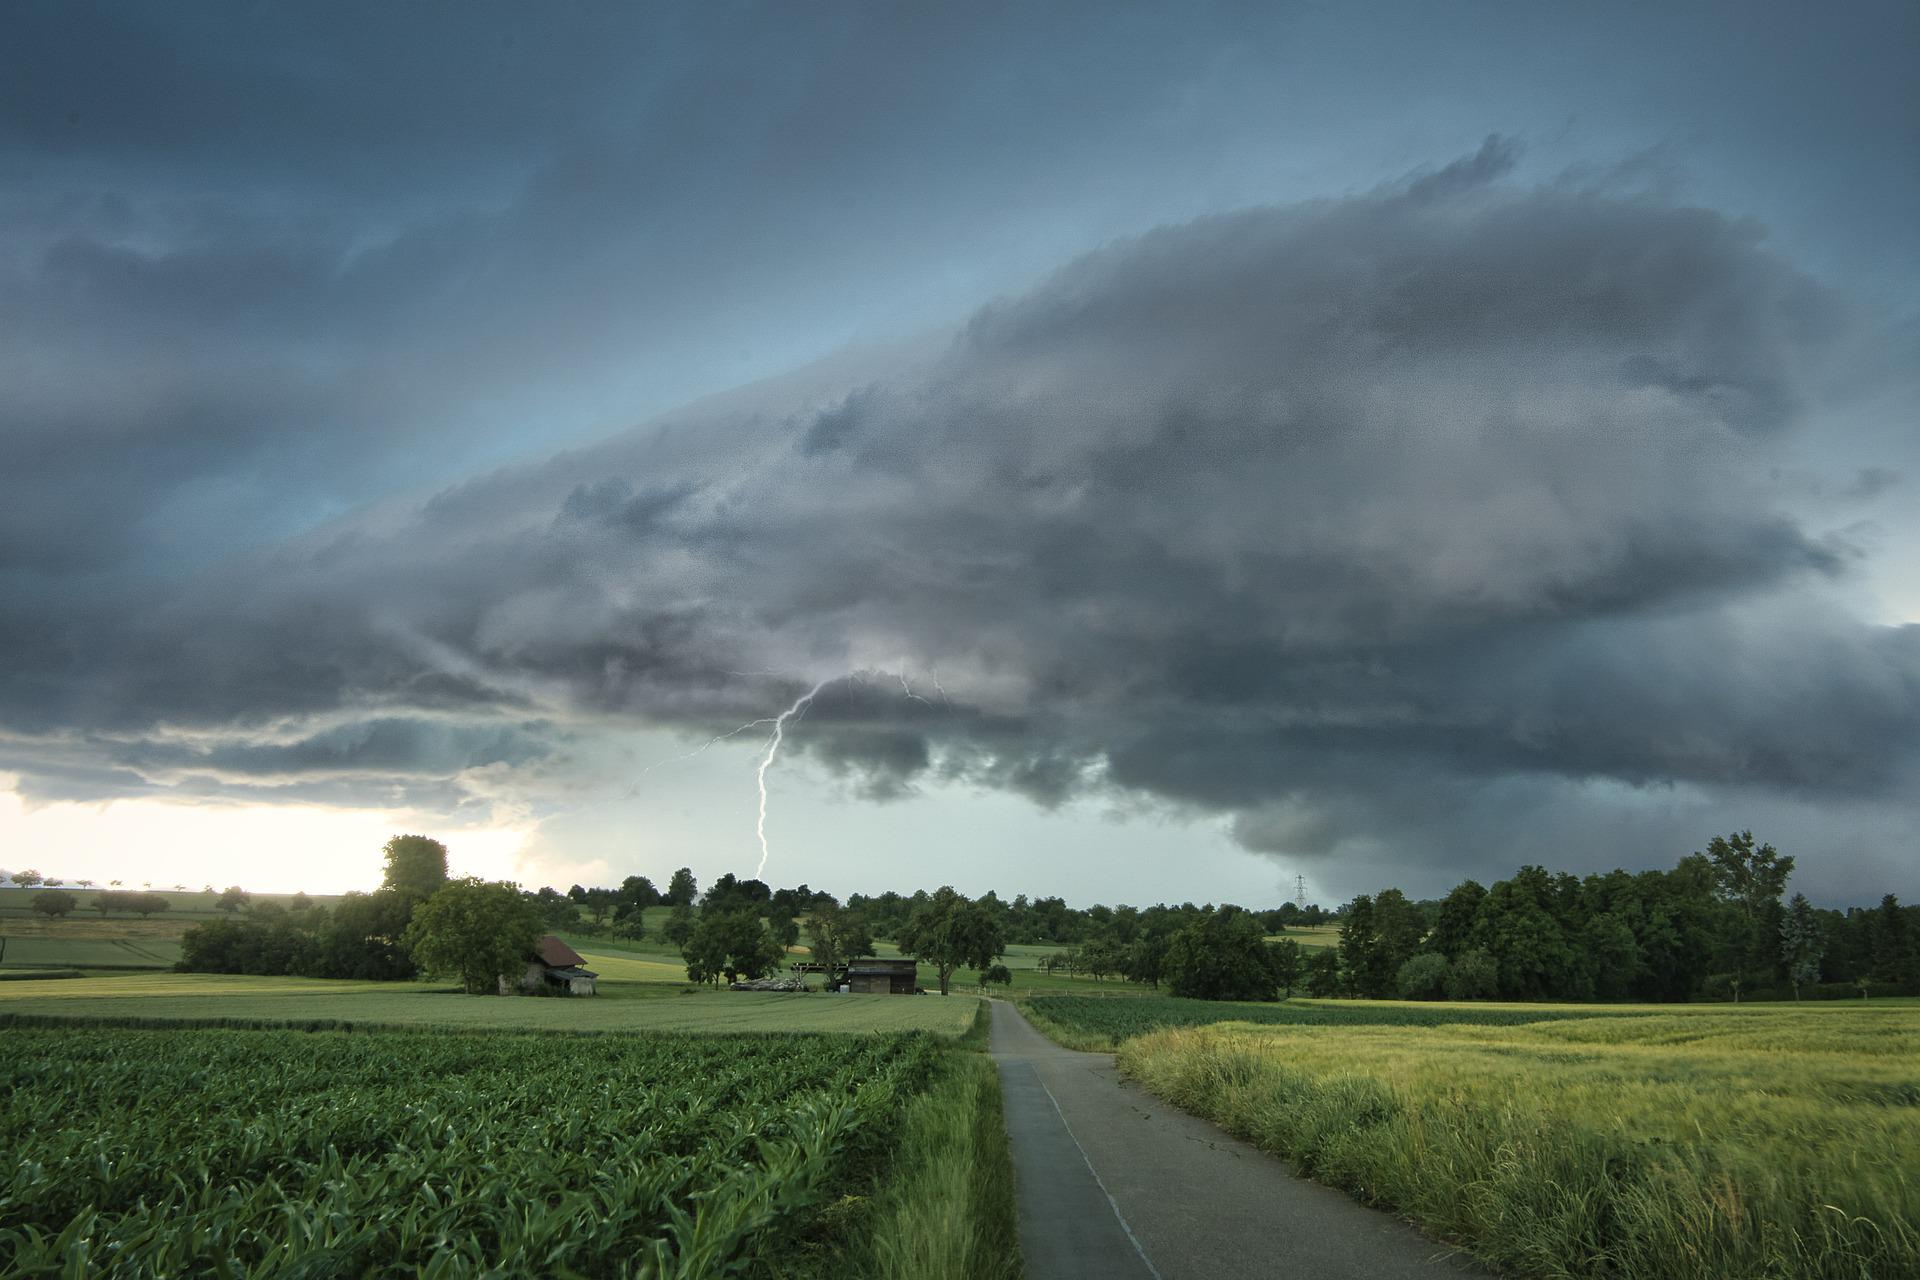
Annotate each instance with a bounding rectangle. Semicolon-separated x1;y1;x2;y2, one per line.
754;679;831;879
898;671;934;708
631;716;781;792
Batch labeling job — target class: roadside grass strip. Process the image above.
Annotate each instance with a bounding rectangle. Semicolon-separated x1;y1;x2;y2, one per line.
1116;1009;1920;1280
857;1002;1023;1280
2;1026;951;1278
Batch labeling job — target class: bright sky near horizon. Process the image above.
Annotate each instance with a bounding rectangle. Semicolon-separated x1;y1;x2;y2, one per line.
2;3;1916;909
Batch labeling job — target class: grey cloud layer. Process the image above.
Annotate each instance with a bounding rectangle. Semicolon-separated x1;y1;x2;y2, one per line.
8;159;1915;890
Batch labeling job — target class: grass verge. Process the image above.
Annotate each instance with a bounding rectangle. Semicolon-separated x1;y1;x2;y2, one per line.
1117;1010;1920;1280
854;1004;1023;1279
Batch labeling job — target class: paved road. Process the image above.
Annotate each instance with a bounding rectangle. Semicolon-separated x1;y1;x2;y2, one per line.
988;1000;1484;1280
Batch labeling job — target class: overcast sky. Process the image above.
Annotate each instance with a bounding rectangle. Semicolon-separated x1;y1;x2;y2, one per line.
2;2;1916;906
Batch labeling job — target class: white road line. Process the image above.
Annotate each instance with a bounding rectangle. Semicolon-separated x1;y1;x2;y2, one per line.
1035;1070;1166;1280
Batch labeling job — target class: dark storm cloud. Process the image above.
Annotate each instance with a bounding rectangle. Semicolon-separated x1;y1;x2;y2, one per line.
9;156;1916;902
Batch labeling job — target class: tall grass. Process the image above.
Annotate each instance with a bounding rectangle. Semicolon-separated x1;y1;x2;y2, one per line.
857;999;1021;1279
859;1052;1023;1280
1118;1009;1920;1279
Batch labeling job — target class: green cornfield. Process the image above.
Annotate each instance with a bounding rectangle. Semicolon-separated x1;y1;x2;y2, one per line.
1023;993;1644;1049
1;1027;945;1277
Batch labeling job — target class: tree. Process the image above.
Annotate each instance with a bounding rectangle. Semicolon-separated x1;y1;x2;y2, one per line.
1779;892;1824;1000
1372;889;1426;991
1397;952;1450;1000
402;878;542;995
15;869;43;888
1446;948;1499;1000
897;886;1006;996
1304;948;1343;997
1472;866;1577;1000
290;892;313;912
91;891;117;918
580;887;617;927
663;902;697;948
1703;830;1793;981
1870;895;1915;988
217;886;251;914
1163;909;1279;1001
1122;931;1173;989
682;908;784;985
128;892;170;919
979;963;1013;989
806;900;875;971
1268;937;1302;998
1427;880;1486;960
31;889;77;919
310;891;416;980
665;867;698;907
1338;894;1384;997
381;834;450;905
770;914;801;951
614;875;659;919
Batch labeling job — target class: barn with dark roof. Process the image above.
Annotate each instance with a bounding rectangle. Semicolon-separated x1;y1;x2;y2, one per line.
500;934;599;996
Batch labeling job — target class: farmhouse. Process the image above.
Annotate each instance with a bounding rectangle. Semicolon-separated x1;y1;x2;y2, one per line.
500;934;599;996
842;957;919;994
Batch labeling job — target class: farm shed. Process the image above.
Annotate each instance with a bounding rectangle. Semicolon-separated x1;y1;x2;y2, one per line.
500;935;599;996
842;957;918;994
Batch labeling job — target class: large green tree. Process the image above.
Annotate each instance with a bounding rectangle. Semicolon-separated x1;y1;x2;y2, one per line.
1337;894;1380;997
804;899;873;972
681;907;784;985
402;878;542;995
1163;908;1278;1001
1703;830;1793;982
1472;866;1578;1000
1779;892;1825;999
381;835;450;905
897;886;1006;996
1427;880;1486;960
665;867;698;907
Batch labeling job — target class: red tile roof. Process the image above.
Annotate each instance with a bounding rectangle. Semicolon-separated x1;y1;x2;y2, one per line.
535;935;586;967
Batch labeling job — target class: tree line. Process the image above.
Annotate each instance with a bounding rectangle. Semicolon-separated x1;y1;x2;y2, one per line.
171;828;1915;1004
1332;833;1919;1003
177;836;451;980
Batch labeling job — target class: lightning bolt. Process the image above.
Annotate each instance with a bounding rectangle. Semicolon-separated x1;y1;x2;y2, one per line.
637;665;947;877
899;671;934;709
754;679;831;879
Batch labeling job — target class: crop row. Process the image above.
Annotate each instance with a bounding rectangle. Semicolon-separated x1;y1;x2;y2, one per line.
1024;993;1652;1046
1;1027;942;1278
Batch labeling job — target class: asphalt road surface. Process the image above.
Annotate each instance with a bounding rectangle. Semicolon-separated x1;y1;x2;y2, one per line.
988;999;1485;1280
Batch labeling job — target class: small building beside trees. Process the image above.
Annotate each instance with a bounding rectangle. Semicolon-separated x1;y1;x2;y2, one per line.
501;935;599;996
841;957;919;994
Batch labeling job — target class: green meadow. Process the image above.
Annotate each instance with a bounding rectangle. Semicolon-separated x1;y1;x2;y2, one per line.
0;967;983;1037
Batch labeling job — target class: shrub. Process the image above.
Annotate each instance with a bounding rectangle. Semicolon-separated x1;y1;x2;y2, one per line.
1395;952;1450;1000
1445;948;1499;1000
